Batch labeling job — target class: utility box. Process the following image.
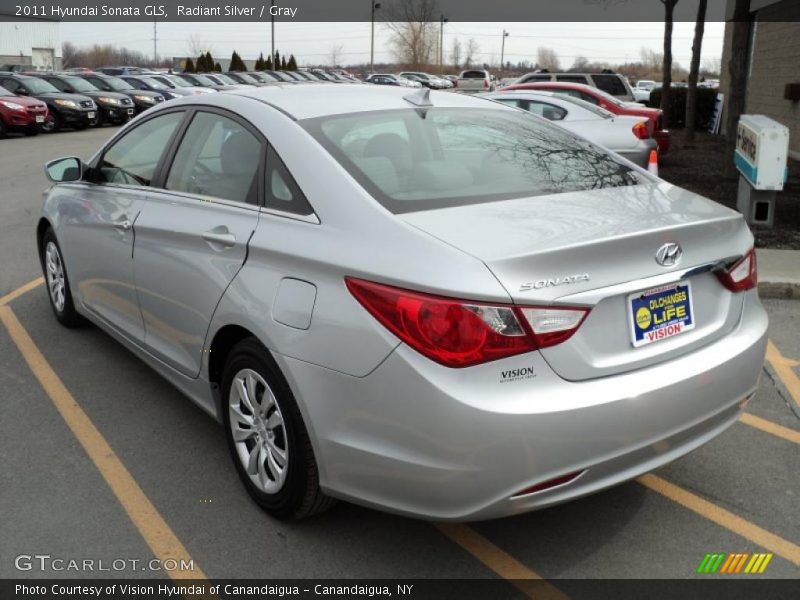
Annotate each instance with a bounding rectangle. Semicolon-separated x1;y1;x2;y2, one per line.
734;115;789;228
734;115;789;191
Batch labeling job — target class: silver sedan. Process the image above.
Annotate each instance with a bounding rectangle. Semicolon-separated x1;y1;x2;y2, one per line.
38;84;767;521
481;90;658;167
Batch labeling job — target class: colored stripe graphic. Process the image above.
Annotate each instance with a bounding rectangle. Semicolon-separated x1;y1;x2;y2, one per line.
699;553;774;574
697;553;726;574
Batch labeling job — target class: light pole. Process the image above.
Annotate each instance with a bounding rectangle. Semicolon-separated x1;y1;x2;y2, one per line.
270;0;275;67
439;14;448;74
370;2;381;73
500;30;509;73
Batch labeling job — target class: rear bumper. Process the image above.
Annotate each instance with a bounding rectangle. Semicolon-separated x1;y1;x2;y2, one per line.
278;291;767;521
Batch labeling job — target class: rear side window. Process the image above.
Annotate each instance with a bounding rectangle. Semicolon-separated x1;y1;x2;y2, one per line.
99;111;184;186
520;75;551;83
265;147;314;216
592;74;627;96
303;108;637;214
518;100;567;121
166;111;262;204
556;75;589;84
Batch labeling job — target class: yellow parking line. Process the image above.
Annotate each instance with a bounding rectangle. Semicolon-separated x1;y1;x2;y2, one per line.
766;340;800;410
0;304;206;581
0;277;44;307
434;523;570;600
739;413;800;445
637;474;800;567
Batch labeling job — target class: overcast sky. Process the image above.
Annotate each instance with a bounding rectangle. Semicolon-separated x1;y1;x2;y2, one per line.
61;21;725;69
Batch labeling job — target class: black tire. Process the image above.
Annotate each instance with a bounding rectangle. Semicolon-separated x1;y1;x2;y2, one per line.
41;112;60;133
40;229;84;328
0;118;6;138
221;338;334;520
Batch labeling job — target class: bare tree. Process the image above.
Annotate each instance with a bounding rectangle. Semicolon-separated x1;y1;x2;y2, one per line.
659;0;680;127
570;56;590;72
685;0;707;143
450;37;462;70
464;38;480;68
62;41;79;68
329;44;344;67
701;56;721;77
725;0;753;175
187;34;212;57
640;47;663;72
536;47;561;71
382;0;438;69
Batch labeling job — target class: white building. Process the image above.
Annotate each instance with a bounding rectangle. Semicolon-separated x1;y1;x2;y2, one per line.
0;17;61;70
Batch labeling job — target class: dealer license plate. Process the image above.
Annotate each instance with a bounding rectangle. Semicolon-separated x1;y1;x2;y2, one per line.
87;112;95;119
127;108;135;115
35;115;44;123
629;281;694;347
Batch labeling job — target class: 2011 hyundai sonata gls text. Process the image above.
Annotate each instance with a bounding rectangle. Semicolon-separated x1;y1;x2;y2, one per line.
38;84;767;521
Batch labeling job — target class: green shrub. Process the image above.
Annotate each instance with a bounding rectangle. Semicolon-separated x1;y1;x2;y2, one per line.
648;86;718;129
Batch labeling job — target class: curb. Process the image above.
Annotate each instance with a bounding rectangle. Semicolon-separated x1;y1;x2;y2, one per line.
758;281;800;300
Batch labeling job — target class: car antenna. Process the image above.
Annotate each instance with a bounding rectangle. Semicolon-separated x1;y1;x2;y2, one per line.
403;87;432;107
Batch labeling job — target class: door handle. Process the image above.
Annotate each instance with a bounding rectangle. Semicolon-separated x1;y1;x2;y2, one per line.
202;230;236;248
113;219;132;231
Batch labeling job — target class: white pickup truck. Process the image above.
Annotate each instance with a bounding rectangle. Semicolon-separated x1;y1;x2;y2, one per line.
457;69;495;93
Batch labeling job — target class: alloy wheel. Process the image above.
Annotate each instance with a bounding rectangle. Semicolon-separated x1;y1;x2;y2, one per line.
228;368;288;494
45;241;66;312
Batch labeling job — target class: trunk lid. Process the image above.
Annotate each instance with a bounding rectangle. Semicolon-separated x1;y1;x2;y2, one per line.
401;182;752;381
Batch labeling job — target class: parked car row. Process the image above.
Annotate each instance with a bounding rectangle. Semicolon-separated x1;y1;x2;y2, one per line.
0;66;366;137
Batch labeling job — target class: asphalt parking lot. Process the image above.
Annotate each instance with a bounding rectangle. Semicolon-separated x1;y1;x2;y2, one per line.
0;129;798;594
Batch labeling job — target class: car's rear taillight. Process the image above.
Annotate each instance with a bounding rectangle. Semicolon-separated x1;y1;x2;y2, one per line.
484;79;489;88
632;121;650;139
346;278;589;367
716;248;757;292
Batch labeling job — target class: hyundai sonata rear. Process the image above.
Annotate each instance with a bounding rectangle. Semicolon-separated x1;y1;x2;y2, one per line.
39;86;767;521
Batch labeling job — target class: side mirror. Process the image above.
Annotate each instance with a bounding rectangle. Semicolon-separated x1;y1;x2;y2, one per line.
45;157;83;183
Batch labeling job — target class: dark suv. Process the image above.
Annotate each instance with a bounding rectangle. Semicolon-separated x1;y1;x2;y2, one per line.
0;72;96;132
75;72;165;114
28;72;134;126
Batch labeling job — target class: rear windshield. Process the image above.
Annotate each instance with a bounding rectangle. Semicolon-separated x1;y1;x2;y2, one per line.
461;71;487;79
593;74;628;96
302;107;637;214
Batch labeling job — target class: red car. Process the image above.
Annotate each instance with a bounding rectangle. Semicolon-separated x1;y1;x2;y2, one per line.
503;81;670;154
0;85;48;137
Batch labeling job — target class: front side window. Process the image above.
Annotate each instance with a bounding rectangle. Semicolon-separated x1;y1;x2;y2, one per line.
166;111;262;204
46;78;68;92
304;108;637;214
98;111;184;186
